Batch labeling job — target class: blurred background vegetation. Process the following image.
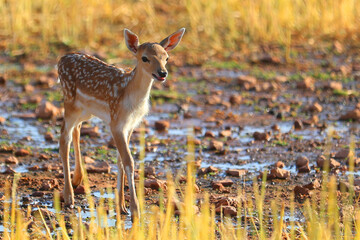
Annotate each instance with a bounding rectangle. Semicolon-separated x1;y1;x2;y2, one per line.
1;0;359;62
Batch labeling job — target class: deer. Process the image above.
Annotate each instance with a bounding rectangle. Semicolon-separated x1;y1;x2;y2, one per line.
57;28;185;220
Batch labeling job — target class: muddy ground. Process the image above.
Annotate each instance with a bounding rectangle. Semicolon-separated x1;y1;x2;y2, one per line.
0;45;359;232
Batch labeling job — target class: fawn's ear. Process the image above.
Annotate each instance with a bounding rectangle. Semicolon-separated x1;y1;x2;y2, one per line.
124;29;139;54
160;28;185;52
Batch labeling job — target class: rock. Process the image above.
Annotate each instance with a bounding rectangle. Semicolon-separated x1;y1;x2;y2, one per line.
212;182;226;191
23;84;35;93
204;131;215;138
28;165;40;171
12;113;36;119
237;75;257;90
297;77;314;90
193;139;201;146
84;156;95;164
294;186;310;199
144;166;156;177
253;131;270;141
0;116;5;125
212;178;233;187
229;95;242;105
267;168;290;180
209;140;223;151
39;154;51;160
225;169;247;177
325;81;343;91
74;185;86;194
15;149;30;157
298;164;311;173
86;161;111;174
5;156;18;164
308;102;323;112
304;179;321;190
274;76;288;83
339;109;360;121
296;156;309;168
334;149;353;160
271;124;280;132
144;179;166;191
0;76;5;85
35;101;59;119
44;132;55;142
3;166;15;174
40;179;59;191
154;120;170;131
41;163;61;171
275;161;285;168
223;206;237;217
198;166;218;175
80;126;100;138
316;155;340;169
219;130;232;137
206;95;222;105
293;120;303;130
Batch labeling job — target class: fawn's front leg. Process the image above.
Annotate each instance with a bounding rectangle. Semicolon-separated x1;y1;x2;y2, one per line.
117;153;128;214
111;127;140;221
72;123;83;188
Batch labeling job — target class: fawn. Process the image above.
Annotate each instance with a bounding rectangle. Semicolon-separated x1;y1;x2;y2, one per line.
58;28;185;220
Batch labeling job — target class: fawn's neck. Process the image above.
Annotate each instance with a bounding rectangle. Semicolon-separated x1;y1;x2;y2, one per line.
123;66;154;101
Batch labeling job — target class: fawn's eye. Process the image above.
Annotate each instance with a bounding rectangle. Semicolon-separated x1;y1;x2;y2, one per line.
142;56;149;63
166;57;169;62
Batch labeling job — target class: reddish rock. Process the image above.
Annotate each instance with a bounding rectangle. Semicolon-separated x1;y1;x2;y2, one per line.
339;109;360;121
206;95;222;105
32;191;45;197
237;75;257;90
80;126;100;138
0;76;5;85
293;120;303;130
325;81;343;91
225;169;247;177
229;95;242;105
274;76;287;83
39;154;51;160
219;130;231;137
267;168;290;180
28;165;40;171
23;84;35;93
223;206;237;217
154;120;170;131
298;164;311;173
297;77;314;90
44;132;55;142
86;161;111;174
275;161;285;168
193;139;201;146
3;166;15;174
35;101;59;119
304;179;321;190
0;116;5;125
209;140;223;151
144;179;166;191
40;179;59;191
41;163;61;171
15;149;30;157
296;156;309;168
294;186;310;199
308;102;323;112
253;131;270;141
204;131;215;138
316;155;340;169
5;156;18;164
334;149;353;160
144;166;156;177
212;178;233;187
13;113;36;119
84;156;95;164
212;182;226;191
271;124;280;132
198;166;218;175
74;185;86;194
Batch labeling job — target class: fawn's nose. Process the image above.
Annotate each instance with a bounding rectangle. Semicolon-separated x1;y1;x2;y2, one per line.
158;70;168;78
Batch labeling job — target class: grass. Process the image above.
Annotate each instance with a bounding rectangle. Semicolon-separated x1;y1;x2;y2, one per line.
1;0;360;62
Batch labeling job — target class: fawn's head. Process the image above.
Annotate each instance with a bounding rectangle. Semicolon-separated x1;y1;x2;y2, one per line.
124;28;185;82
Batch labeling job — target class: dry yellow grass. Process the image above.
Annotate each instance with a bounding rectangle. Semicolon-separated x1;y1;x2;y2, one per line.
1;0;359;60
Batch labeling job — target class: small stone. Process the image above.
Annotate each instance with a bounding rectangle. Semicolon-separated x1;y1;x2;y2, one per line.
219;130;232;137
209;140;223;151
271;124;280;132
212;178;233;187
86;161;111;174
334;149;353;160
84;156;95;164
297;77;314;90
15;149;30;157
3;166;15;174
154;120;170;131
39;154;51;160
225;169;247;177
44;132;55;142
298;163;311;173
23;84;35;93
296;156;309;168
274;76;287;83
144;179;166;191
229;95;242;105
28;165;40;171
32;191;45;197
40;179;59;191
267;168;290;180
35;101;59;119
0;76;5;85
325;81;343;91
316;155;340;169
308;102;323;112
237;75;257;90
74;185;86;194
204;131;215;138
0;116;5;125
205;166;218;174
80;126;100;138
206;95;222;105
253;131;270;141
5;156;18;164
294;186;310;199
212;183;226;191
144;166;156;177
293;120;303;130
275;161;285;168
339;109;360;121
303;179;321;190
